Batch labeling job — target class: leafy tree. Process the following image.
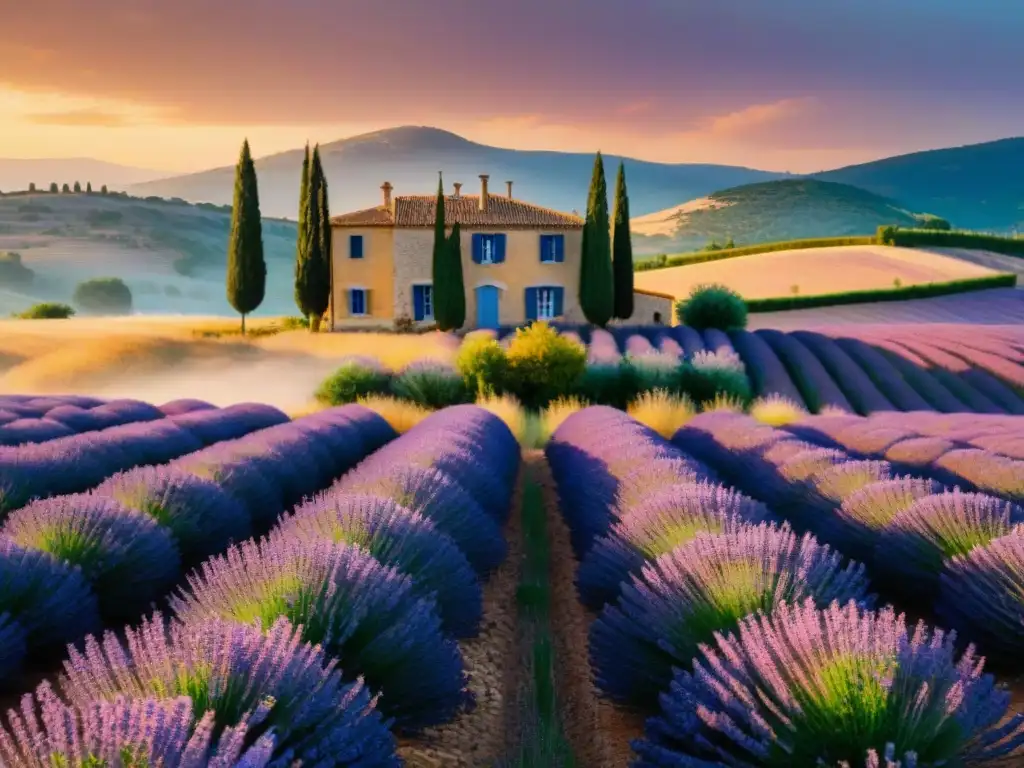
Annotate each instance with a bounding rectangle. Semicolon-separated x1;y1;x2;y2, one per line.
226;139;266;334
293;143;310;317
73;277;133;315
432;173;466;330
73;181;81;193
101;185;108;195
294;145;330;331
611;161;634;319
86;182;92;194
61;183;70;193
15;302;74;319
49;183;58;193
579;151;614;326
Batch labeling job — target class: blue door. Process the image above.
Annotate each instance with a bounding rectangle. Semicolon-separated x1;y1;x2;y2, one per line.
476;285;500;329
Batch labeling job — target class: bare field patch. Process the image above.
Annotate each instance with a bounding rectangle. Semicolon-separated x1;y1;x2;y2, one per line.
0;315;455;407
634;245;1000;301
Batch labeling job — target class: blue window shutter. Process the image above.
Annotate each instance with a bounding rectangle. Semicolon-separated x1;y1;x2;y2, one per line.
347;289;356;315
524;288;538;321
350;235;363;259
555;235;565;262
364;290;371;315
554;287;564;316
471;234;483;264
413;285;425;321
495;234;507;263
539;234;548;262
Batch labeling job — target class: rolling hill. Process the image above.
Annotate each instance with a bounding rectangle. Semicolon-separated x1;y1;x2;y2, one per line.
814;137;1024;231
630;179;925;255
0;191;299;317
0;158;165;194
127;126;786;219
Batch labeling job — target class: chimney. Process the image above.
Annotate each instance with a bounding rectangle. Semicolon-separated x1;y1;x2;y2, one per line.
381;181;393;209
505;180;513;199
453;182;462;198
478;174;489;212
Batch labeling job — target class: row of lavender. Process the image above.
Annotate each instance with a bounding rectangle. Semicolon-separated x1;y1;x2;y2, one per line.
0;405;519;766
779;411;1024;503
0;394;220;446
0;403;395;686
674;411;1024;660
547;406;1024;767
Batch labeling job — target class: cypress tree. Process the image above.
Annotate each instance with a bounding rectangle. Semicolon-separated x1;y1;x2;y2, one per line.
579;151;614;327
293;143;310;317
295;146;331;331
86;182;93;194
432;174;466;331
313;146;333;330
226;139;266;335
611;161;634;319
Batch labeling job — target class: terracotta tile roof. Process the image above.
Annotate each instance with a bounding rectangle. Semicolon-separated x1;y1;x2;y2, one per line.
330;194;584;229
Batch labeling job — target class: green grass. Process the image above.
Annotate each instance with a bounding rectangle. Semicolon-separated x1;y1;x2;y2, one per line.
635;236;877;272
505;479;576;768
744;273;1017;313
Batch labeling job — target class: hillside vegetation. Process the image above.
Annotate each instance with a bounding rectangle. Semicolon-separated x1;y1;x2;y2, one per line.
631;179;927;255
0;191;298;317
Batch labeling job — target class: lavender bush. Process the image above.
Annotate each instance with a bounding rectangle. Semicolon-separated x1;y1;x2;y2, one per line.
577;482;774;610
874;490;1024;598
634;599;1024;767
937;526;1024;665
1;494;181;621
274;492;483;637
170;403;289;446
53;616;398;764
933;449;1024;503
171;538;469;731
95;465;253;565
158;398;218;415
0;538;101;653
175;448;287;531
756;329;854;413
613;456;715;518
589;523;873;707
338;463;507;574
0;418;76;446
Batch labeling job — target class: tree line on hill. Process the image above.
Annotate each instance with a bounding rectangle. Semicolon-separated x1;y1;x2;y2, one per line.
12;181;110;195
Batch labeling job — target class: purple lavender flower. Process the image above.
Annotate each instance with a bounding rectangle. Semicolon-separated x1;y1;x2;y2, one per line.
171;402;289;446
84;419;204;467
274;492;483;637
634;599;1024;767
175;448;287;531
53;615;399;764
802;460;895;534
884;436;957;468
89;398;165;423
778;448;851;491
0;538;101;652
1;494;181;621
728;329;806;405
756;328;854;413
589;523;874;707
874;490;1024;598
0;418;76;446
834;336;937;412
171;538;470;731
613;456;716;518
0;688;279;767
829;477;946;563
933;449;1024;503
94;465;253;566
577;482;774;610
338;463;507;573
937;526;1024;665
159;398;218;416
790;331;896;415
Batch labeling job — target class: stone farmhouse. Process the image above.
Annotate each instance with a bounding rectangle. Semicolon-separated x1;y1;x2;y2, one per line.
328;174;672;330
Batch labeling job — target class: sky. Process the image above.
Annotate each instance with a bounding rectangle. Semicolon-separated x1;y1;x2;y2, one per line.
1;0;1022;175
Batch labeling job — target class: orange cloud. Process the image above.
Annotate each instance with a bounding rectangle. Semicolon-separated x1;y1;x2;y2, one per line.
701;98;815;138
25;108;133;127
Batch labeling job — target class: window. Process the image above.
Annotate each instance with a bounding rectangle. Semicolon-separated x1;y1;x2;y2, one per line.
349;288;367;316
349;235;364;259
539;234;564;263
537;288;556;319
413;284;433;321
480;235;496;264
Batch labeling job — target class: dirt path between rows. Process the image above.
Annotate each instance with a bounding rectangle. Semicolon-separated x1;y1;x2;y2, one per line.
528;451;645;768
398;464;524;767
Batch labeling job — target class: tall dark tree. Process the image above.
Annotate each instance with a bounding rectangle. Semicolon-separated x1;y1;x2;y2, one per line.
73;181;81;193
28;183;35;193
86;182;93;194
295;145;331;331
49;183;58;193
431;174;465;330
314;146;333;330
611;161;634;319
579;151;614;327
293;143;311;316
100;185;108;194
226;139;266;335
61;183;70;193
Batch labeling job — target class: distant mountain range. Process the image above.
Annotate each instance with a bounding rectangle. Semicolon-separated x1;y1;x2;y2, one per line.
632;179;928;255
